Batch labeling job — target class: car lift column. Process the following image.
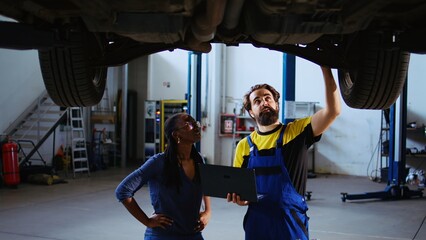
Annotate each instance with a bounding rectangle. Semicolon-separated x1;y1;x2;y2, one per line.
281;53;312;199
282;53;296;124
187;52;202;151
341;80;423;201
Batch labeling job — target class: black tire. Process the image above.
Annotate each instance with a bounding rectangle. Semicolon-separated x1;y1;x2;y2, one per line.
38;29;107;107
338;32;410;109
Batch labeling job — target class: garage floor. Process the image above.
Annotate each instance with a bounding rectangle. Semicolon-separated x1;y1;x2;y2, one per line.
0;167;425;240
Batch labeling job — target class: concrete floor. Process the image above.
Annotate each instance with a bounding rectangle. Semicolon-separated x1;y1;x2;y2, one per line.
0;167;425;240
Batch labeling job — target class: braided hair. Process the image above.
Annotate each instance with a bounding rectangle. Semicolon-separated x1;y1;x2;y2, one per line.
163;113;202;192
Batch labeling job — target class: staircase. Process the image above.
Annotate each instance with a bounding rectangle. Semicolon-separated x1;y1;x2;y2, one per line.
5;91;66;167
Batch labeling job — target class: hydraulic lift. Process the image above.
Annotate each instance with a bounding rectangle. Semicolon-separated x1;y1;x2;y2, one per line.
341;81;423;202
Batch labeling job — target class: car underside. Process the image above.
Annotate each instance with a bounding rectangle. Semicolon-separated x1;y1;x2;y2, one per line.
1;0;426;109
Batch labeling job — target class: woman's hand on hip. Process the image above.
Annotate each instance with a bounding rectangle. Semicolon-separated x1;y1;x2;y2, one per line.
146;213;173;229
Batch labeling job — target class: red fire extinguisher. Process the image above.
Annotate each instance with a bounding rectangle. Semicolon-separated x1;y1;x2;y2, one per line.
2;138;20;187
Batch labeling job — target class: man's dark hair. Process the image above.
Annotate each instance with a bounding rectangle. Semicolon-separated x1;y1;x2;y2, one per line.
243;84;280;112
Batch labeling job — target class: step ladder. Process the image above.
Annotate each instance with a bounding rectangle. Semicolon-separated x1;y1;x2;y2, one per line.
69;107;90;177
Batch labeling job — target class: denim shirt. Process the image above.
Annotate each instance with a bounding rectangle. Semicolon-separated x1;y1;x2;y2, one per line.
115;153;204;237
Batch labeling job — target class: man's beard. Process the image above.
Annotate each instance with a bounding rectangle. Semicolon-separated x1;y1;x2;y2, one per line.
257;106;279;126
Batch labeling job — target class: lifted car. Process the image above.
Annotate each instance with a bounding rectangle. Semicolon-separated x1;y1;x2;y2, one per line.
1;0;425;109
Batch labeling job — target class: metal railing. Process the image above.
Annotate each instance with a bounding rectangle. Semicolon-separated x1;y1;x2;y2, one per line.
18;111;67;166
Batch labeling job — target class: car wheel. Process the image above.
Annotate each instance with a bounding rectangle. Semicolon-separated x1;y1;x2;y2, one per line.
38;29;107;107
337;32;410;109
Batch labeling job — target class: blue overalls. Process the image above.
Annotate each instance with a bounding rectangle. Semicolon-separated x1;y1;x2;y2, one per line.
244;126;309;240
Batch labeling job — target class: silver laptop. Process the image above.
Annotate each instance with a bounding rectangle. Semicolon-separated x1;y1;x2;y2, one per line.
198;164;260;202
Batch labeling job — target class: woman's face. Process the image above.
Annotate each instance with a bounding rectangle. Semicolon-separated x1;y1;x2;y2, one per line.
174;114;201;144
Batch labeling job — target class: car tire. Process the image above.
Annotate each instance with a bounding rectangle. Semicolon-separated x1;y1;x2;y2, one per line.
338;32;410;109
38;29;107;107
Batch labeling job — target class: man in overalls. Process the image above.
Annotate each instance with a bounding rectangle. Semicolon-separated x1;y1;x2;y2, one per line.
227;66;341;240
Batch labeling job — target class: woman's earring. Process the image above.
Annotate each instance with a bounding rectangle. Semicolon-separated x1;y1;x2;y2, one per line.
177;137;181;144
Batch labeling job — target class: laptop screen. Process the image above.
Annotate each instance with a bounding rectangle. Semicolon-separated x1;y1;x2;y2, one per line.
198;164;259;202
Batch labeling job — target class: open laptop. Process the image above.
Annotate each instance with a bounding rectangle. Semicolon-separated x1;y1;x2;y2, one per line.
198;164;260;202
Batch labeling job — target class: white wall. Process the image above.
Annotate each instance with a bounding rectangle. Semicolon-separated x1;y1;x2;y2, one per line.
0;15;45;134
147;45;426;176
0;49;45;133
407;54;426;134
296;59;382;176
219;45;283;166
226;44;283;109
0;48;55;165
148;50;189;100
406;54;426;170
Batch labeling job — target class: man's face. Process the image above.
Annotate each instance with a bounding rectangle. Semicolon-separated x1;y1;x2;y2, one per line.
248;88;279;126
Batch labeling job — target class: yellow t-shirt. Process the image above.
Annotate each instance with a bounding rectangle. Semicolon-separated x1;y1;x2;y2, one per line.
233;117;317;195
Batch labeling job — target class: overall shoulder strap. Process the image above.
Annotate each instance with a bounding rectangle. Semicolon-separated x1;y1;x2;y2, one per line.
242;135;257;168
276;124;286;147
246;135;257;155
246;135;254;147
